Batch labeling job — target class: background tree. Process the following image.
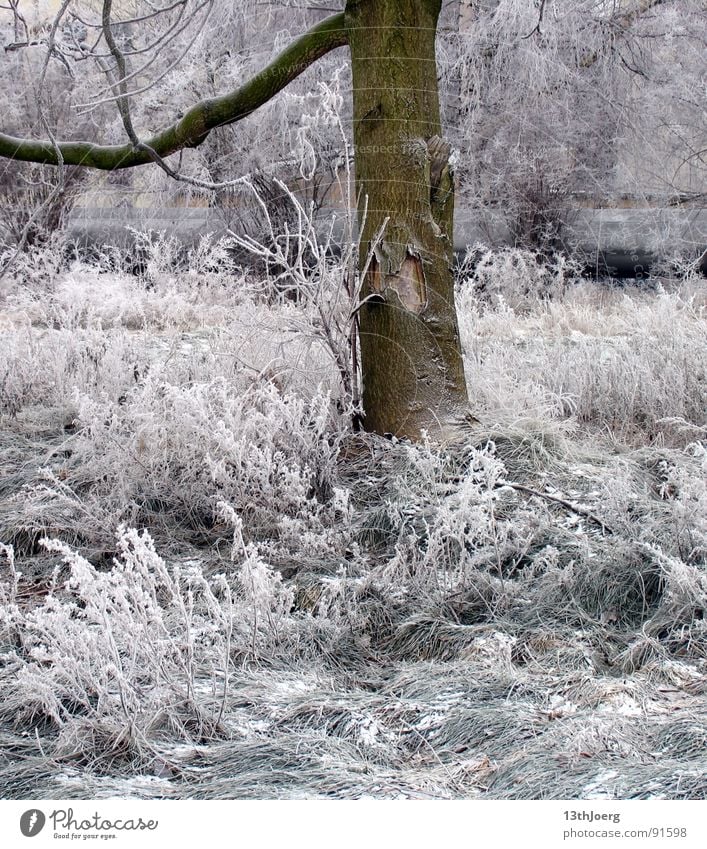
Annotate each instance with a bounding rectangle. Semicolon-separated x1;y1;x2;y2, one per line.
449;0;706;254
0;4;99;249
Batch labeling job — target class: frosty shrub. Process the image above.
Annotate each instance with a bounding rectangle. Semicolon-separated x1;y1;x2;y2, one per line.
662;443;707;566
0;528;235;764
0;518;354;769
0;233;345;434
3;233;252;331
341;433;567;658
0;231;71;292
457;270;707;444
217;502;297;660
358;439;507;588
12;378;345;569
229;176;363;417
0;324;141;419
458;246;580;311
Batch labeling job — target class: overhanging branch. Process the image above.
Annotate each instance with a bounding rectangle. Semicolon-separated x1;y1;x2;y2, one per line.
0;12;348;170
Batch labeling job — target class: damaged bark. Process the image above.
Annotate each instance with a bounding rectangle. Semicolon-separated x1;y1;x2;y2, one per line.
346;0;470;440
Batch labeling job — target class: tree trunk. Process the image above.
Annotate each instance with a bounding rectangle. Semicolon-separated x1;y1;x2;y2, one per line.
346;0;470;441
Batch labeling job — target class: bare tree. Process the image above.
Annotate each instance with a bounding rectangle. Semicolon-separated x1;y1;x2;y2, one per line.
0;0;472;441
449;0;706;251
0;25;94;247
1;0;703;437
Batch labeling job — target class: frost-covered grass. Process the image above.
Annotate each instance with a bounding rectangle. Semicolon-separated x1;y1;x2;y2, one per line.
457;248;707;445
0;243;705;799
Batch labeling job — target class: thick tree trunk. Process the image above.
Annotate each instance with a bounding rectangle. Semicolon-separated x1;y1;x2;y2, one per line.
346;0;470;441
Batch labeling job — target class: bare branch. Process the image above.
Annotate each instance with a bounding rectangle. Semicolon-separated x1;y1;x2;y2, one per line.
101;0;140;145
4;40;44;52
3;0;29;43
522;0;547;40
0;13;348;170
76;0;212;110
580;0;665;69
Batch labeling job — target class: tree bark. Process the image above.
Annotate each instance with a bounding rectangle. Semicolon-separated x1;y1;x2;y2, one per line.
346;0;470;440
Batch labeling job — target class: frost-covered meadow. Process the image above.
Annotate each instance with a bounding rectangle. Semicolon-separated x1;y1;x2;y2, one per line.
0;239;705;799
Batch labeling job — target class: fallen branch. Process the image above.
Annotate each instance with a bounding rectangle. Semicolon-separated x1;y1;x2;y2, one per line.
497;480;614;535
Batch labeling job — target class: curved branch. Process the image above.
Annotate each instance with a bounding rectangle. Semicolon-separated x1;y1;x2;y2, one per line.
0;12;348;170
102;0;139;145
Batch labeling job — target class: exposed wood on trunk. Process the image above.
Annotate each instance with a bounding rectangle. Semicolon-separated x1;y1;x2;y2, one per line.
346;0;470;440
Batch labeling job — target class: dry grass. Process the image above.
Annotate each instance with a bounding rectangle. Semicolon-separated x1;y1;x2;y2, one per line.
0;244;705;799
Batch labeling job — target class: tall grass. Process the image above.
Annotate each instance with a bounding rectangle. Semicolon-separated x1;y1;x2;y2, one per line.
457;249;706;445
0;239;705;799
